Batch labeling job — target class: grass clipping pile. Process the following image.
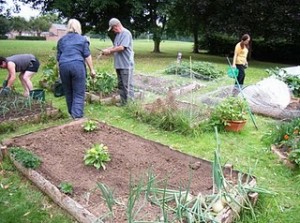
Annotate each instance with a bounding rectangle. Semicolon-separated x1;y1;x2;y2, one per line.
4;119;258;223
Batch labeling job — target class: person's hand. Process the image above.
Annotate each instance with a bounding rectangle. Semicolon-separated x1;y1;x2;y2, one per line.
101;49;111;55
244;62;248;68
0;86;11;96
90;70;96;79
232;65;236;68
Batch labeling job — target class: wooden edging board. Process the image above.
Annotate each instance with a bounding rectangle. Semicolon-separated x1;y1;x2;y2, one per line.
8;153;98;223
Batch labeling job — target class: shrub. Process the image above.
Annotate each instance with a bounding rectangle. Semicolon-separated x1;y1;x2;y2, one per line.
16;36;46;40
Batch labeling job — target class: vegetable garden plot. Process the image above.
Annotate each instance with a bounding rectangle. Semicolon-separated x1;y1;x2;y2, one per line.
3;119;258;223
0;92;60;124
134;74;204;95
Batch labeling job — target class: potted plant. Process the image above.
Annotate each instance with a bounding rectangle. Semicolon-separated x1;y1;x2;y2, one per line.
209;97;247;132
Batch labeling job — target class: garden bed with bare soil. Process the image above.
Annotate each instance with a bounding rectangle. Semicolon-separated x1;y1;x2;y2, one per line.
3;119;257;223
134;74;204;95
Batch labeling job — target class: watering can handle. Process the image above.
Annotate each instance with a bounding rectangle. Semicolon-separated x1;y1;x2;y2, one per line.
226;57;233;67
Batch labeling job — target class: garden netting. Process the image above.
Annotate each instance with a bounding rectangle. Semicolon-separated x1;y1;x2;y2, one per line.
198;77;300;120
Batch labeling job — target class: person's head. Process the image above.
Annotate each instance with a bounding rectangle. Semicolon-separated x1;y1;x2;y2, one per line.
240;34;251;48
0;57;7;69
67;19;82;35
108;18;123;33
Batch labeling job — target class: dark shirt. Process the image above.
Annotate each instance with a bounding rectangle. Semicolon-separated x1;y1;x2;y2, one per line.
7;54;36;72
57;32;91;65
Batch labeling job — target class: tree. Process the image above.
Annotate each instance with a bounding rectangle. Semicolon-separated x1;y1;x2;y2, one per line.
11;16;28;35
206;0;300;42
129;0;173;53
29;16;52;37
18;0;133;34
0;15;11;36
168;0;209;53
20;0;173;53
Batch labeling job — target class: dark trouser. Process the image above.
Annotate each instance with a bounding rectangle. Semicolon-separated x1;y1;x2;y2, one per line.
235;64;246;87
59;61;86;119
116;69;134;104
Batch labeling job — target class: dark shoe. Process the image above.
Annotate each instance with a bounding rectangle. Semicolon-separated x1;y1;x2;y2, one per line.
115;102;126;107
232;88;239;96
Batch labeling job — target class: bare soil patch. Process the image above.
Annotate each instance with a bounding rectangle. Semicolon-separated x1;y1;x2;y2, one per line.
3;119;247;222
134;74;202;95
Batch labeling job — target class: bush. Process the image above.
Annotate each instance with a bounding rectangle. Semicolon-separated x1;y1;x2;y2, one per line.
16;36;46;41
0;35;8;40
252;39;300;64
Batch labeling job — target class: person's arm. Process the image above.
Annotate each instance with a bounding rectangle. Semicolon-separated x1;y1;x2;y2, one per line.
85;55;96;78
232;43;240;68
6;62;16;88
102;45;125;55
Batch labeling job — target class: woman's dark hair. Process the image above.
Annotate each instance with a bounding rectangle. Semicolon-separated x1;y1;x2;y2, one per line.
240;34;250;49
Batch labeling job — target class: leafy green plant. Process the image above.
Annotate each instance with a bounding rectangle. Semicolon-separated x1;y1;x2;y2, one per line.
209;97;247;129
86;70;117;95
40;54;58;89
164;61;225;80
58;182;73;195
9;147;41;169
83;119;97;132
262;117;300;165
84;144;111;170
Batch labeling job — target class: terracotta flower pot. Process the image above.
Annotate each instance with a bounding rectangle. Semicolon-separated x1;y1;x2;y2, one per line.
225;120;246;132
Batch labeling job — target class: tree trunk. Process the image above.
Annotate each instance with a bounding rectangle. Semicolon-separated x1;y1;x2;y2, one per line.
153;39;161;53
193;30;199;53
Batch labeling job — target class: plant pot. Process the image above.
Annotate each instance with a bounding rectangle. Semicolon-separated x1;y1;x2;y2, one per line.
225;120;246;132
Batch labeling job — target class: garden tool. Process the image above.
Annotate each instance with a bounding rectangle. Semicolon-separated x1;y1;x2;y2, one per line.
226;57;258;130
96;48;103;60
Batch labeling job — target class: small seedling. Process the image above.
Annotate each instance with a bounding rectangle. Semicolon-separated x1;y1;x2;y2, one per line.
58;182;73;195
84;144;111;170
83;119;97;132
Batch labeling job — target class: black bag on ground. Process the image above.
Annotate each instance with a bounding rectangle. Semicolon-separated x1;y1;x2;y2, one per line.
53;79;64;97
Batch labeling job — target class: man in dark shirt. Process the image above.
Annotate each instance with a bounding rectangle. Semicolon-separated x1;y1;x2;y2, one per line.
0;54;40;96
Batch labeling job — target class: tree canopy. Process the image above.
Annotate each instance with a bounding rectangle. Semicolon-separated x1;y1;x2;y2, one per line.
7;0;300;57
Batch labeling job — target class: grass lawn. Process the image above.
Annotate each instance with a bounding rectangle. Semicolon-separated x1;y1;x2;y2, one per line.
1;39;300;223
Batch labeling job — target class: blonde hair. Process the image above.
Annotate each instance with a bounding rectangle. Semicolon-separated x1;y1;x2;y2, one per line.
67;19;82;35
